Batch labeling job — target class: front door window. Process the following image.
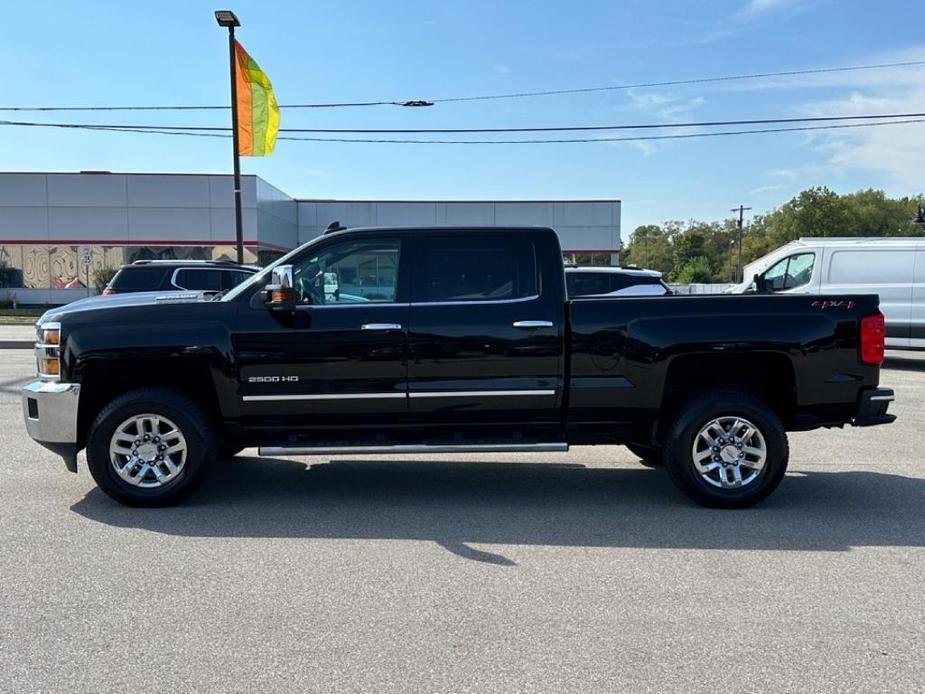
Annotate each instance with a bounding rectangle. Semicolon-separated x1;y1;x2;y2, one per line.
292;239;401;305
761;253;815;291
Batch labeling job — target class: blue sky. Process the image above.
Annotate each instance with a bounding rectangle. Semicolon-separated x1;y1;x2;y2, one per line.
2;0;923;239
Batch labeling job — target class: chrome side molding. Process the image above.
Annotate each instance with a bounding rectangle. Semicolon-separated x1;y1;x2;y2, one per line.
259;442;569;456
512;320;554;328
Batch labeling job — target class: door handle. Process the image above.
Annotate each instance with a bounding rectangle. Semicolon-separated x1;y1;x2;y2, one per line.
361;323;403;331
513;320;554;329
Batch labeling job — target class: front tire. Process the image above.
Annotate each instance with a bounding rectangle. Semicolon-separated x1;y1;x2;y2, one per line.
86;388;217;507
663;392;788;508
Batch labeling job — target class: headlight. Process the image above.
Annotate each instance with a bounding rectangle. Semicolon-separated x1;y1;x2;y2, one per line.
35;322;61;380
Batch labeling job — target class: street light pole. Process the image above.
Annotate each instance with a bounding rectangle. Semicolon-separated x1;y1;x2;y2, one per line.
215;10;245;265
731;204;752;283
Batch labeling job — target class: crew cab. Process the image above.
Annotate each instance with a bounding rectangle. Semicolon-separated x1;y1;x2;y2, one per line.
22;226;894;508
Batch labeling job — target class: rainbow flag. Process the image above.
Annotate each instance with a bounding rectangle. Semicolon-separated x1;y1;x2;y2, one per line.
233;41;280;156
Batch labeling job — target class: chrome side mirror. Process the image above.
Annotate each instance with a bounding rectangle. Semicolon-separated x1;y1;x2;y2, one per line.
265;264;297;312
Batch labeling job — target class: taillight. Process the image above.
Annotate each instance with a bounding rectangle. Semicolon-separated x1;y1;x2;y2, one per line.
860;312;885;366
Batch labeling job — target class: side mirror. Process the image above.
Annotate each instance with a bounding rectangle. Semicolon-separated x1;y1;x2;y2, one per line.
753;273;766;293
265;264;297;312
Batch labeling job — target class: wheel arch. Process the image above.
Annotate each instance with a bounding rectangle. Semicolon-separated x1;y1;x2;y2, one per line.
76;357;225;449
660;351;797;437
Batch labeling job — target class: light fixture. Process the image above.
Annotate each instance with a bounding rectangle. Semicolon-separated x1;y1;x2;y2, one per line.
214;10;240;27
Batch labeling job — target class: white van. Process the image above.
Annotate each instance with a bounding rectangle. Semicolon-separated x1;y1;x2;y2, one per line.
728;237;924;349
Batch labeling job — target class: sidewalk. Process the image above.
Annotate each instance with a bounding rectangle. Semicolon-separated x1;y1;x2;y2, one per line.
0;324;36;349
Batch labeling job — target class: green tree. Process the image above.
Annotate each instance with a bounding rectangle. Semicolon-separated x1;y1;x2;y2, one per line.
91;265;118;292
672;256;715;284
624;187;924;285
764;186;852;246
672;229;707;268
621;224;674;274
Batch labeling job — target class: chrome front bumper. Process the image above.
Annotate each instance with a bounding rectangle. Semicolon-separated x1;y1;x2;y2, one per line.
22;380;81;472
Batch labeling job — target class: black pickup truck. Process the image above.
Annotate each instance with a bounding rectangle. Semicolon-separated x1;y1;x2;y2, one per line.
22;226;894;508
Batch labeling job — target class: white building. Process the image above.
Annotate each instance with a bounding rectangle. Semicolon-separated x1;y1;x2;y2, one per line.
0;172;621;303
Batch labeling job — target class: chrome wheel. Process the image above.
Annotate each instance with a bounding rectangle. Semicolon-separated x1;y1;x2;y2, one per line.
109;414;188;489
691;415;766;489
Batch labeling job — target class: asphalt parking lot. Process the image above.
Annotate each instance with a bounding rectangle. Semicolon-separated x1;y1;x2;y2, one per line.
1;348;923;693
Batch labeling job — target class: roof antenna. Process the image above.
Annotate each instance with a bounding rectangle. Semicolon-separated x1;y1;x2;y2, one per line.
324;220;347;234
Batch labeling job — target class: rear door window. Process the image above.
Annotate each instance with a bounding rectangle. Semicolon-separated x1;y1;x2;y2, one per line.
222;270;254;291
416;235;537;302
173;268;224;292
109;266;170;291
566;272;611;296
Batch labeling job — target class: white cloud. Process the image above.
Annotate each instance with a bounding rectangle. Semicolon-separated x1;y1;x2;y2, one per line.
749;184;787;195
671;0;810;45
740;0;797;17
768;164;830;180
627;90;706;121
787;49;925;189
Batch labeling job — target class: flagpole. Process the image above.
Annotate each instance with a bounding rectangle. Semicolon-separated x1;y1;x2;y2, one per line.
216;10;245;265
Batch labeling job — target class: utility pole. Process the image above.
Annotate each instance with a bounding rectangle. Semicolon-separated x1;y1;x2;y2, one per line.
731;204;752;283
215;10;245;265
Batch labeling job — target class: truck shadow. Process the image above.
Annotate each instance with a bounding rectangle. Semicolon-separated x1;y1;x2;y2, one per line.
71;457;925;563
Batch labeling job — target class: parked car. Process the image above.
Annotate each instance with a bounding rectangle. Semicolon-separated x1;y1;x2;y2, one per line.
565;266;672;297
23;226;893;509
103;260;258;298
727;237;923;350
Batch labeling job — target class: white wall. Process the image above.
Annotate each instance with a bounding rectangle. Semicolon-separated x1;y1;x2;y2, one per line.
0;173;262;246
296;199;622;252
1;287;98;306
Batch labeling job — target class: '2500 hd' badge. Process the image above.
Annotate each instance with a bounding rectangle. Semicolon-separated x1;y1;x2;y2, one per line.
247;376;300;383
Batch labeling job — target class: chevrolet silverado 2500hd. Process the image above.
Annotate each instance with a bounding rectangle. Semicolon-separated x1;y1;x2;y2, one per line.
23;226;895;508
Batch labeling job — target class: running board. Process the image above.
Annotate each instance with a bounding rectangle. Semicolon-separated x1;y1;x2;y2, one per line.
259;442;569;456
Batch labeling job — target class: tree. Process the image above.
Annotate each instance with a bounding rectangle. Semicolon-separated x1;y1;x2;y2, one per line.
672;256;715;284
621;224;674;273
91;265;118;292
621;186;924;284
673;229;708;269
764;186;851;246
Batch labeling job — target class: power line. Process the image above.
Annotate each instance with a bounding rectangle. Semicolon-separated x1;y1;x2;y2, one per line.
3;111;925;135
0;99;431;112
277;118;925;143
283;112;925;133
1;59;923;112
430;59;925;104
2;115;923;144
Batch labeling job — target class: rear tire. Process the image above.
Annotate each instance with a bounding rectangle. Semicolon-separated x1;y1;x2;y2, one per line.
626;443;662;467
663;391;788;508
86;388;217;507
